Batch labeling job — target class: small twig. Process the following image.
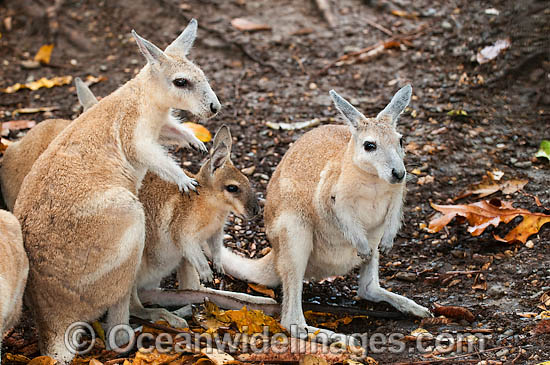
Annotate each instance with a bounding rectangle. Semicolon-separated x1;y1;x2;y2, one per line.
444;270;485;275
394;345;514;365
366;19;393;36
104;358;129;365
316;39;387;76
314;0;337;28
130;316;188;335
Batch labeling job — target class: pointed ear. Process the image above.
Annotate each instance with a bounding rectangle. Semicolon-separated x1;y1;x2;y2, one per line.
377;84;412;125
212;125;232;152
164;18;197;56
210;141;229;173
329;90;365;130
75;77;98;112
132;30;167;65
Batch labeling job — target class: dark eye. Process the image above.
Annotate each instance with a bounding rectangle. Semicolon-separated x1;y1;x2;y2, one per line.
173;78;189;88
400;137;404;148
363;141;377;152
226;185;239;193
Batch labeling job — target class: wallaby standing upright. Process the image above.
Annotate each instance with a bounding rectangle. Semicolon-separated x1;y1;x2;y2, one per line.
221;85;432;341
14;19;220;363
0;210;29;364
1;85;272;330
0;78;205;212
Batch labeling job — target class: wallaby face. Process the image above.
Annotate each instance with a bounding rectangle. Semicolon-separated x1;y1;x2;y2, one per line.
133;19;221;119
329;85;411;184
199;126;259;219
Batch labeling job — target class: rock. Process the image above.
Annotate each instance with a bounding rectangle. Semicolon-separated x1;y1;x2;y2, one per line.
20;60;40;69
241;166;256;175
441;20;453;30
99;65;108;72
395;272;417;282
513;161;532;168
496;348;509;357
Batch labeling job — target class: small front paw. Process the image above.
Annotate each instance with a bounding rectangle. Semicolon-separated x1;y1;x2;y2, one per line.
197;265;213;283
212;258;225;275
178;175;199;194
355;241;372;261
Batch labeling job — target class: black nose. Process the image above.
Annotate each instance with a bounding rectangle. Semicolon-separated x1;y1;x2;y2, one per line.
392;168;405;181
210;103;218;114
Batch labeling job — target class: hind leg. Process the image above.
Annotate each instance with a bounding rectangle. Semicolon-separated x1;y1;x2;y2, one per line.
358;250;432;317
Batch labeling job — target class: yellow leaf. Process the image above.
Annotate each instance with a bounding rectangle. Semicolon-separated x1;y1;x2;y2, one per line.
34;44;54;64
5;354;31;364
182;122;211;142
92;321;105;342
1;76;73;93
27;356;56;365
205;301;285;335
133;349;181;365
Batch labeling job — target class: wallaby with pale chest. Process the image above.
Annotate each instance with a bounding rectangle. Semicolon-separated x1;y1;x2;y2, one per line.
0;210;28;364
134;125;274;328
222;85;432;341
0;77;206;212
1;85;273;329
14;19;220;363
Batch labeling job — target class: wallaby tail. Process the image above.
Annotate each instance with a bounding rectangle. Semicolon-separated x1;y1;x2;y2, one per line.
221;246;280;288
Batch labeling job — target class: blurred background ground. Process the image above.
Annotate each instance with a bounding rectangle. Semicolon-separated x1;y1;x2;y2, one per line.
1;0;549;363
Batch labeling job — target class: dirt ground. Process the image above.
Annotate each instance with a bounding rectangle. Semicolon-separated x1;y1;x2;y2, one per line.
1;0;549;363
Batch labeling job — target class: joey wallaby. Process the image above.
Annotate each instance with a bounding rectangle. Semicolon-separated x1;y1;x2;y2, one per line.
13;19;220;363
134;125;275;328
0;210;29;364
2;84;273;330
0;78;205;212
221;85;432;342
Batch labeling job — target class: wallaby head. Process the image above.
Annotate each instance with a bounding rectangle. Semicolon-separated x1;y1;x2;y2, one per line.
132;19;221;119
198;125;259;219
329;85;411;184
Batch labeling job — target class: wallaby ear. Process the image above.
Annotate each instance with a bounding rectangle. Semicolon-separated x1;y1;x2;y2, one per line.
329;90;365;130
210;141;229;173
132;30;167;65
164;18;198;56
75;77;98;112
377;84;412;125
212;125;232;152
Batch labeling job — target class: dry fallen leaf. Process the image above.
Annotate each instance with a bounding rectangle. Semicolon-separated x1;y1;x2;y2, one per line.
1;76;73;93
2;120;37;135
84;75;108;86
390;9;418;19
303;311;357;331
34;44;54;64
456;177;528;200
248;283;276;298
428;198;550;244
182;122;212;143
200;348;234;365
13;106;59;115
477;38;511;64
231;18;271;32
4;353;31;364
206;301;285;335
432;303;475;322
133;349;182;365
27;356;56;365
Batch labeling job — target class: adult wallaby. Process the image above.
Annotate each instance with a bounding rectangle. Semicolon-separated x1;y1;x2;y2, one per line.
0;78;206;212
13;19;220;363
0;210;28;364
2;83;273;329
221;85;432;341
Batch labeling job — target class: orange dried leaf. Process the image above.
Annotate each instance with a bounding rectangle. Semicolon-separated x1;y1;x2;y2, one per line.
231;18;271;32
27;356;56;365
420;317;455;326
248;283;276;298
532;319;550;335
34;44;54;64
1;76;73;93
182;122;211;143
428;199;550;244
460;178;528;199
432;303;475;322
133;349;181;365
